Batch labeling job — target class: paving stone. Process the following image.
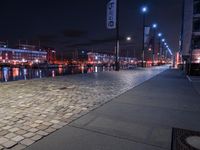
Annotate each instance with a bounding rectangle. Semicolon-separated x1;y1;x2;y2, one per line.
28;128;39;133
45;127;57;133
9;144;26;150
36;131;48;136
5;133;17;139
34;120;43;124
20;126;31;131
31;135;43;141
36;125;48;130
57;122;67;127
2;141;17;149
9;128;20;133
42;122;52;126
15;129;27;135
2;126;12;130
20;139;34;146
0;124;5;128
0;137;9;144
0;145;3;150
0;131;7;138
50;120;60;124
23;132;35;138
12;136;24;142
30;124;39;128
51;124;63;129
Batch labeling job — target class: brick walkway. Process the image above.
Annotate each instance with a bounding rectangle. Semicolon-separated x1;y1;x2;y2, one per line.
0;66;167;150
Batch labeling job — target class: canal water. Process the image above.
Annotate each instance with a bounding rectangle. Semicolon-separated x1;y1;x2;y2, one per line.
0;66;114;82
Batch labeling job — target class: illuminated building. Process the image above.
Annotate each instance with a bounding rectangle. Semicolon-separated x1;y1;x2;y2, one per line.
87;52;115;64
181;0;200;75
0;47;47;64
0;43;58;64
87;52;137;65
46;48;56;64
0;43;47;64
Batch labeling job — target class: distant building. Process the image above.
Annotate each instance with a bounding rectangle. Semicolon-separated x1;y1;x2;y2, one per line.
181;0;200;74
87;52;137;65
87;52;115;64
0;43;48;64
0;42;59;64
0;42;8;48
45;48;56;64
0;47;47;64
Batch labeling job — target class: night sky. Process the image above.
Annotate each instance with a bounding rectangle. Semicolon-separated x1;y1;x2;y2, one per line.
0;0;182;58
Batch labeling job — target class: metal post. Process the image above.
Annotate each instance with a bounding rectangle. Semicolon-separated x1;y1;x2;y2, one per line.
159;38;161;63
115;0;120;71
161;42;165;59
142;14;146;67
152;29;156;66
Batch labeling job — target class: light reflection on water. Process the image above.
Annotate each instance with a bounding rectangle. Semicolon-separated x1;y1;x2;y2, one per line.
0;66;114;82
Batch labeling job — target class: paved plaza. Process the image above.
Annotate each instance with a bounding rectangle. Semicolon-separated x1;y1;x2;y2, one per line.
0;66;167;150
26;68;200;150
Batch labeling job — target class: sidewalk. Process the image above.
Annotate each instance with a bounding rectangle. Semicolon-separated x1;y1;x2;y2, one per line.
26;69;200;150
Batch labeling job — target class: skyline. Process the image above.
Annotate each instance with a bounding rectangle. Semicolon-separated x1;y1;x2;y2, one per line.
0;0;183;57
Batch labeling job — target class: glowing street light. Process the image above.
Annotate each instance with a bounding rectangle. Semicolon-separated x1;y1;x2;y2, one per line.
142;6;148;13
152;23;157;28
126;36;132;41
158;33;162;37
162;38;165;42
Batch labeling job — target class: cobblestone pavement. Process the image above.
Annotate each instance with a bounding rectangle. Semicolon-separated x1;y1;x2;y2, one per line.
0;66;167;150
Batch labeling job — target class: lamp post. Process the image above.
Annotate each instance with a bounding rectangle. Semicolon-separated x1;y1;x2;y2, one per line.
141;6;148;67
126;36;135;58
161;38;165;60
164;42;167;58
152;23;157;66
158;33;162;63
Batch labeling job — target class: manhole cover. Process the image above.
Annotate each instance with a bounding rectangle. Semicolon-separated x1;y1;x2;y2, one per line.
171;128;200;150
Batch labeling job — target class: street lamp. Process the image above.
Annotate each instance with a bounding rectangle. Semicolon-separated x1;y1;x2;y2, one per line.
158;33;162;37
161;38;165;57
142;6;148;13
126;36;132;41
141;6;148;67
152;23;157;28
157;33;162;62
152;23;157;66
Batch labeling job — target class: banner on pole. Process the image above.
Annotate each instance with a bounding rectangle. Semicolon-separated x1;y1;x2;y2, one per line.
144;26;151;48
107;0;117;29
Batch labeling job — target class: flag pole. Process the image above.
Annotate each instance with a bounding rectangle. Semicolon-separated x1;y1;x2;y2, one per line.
115;0;120;71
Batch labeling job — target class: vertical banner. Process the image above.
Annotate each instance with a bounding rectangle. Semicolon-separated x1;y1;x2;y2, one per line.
107;0;117;29
144;26;150;49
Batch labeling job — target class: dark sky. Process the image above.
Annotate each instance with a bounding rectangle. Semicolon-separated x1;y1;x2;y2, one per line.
0;0;182;57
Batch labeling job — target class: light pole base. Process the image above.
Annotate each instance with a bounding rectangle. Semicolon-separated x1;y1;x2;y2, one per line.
115;62;120;71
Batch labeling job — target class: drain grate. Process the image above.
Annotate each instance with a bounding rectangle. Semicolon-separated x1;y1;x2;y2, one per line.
171;128;200;150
